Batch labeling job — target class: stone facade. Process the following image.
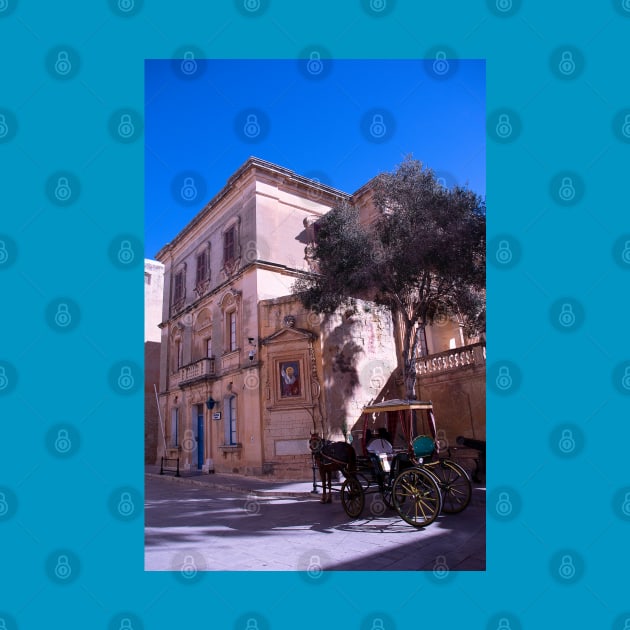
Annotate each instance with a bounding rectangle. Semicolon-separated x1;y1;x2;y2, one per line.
153;157;485;479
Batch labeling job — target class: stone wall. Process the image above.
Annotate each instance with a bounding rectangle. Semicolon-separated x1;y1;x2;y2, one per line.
415;352;486;448
321;303;399;445
144;341;161;464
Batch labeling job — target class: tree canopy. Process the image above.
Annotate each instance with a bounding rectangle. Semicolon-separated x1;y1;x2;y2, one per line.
294;156;486;398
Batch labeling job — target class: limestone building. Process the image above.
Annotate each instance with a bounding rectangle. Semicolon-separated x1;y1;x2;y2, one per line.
154;157;484;479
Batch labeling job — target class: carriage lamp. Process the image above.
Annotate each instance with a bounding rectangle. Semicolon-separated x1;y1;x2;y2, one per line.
205;396;216;410
248;349;256;361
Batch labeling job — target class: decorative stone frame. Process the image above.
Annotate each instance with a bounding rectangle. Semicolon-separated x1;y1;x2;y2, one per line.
261;323;318;409
269;351;310;408
169;325;184;375
219;289;241;355
193;308;213;360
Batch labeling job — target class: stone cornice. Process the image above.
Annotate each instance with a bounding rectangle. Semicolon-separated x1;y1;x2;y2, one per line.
155;156;351;261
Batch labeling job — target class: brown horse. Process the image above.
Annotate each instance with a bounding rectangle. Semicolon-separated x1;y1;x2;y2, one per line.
309;433;356;503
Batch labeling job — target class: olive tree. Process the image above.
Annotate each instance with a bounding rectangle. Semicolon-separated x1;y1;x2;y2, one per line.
293;156;485;399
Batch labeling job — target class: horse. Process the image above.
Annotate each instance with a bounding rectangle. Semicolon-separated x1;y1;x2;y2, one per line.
309;433;356;504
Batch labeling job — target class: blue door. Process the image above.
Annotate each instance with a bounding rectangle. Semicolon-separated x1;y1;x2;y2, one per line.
196;406;204;470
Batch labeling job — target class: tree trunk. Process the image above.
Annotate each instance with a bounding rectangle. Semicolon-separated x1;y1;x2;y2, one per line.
391;307;427;400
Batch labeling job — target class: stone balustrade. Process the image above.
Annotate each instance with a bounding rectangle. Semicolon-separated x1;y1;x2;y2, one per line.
416;342;486;376
174;357;216;386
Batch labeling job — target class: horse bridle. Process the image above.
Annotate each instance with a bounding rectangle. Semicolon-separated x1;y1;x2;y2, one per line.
309;435;324;454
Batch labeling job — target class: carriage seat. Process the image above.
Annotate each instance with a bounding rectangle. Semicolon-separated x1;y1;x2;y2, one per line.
366;439;393;472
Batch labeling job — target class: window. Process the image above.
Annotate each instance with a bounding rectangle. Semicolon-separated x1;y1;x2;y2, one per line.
196;250;209;284
173;270;185;303
206;337;212;358
145;272;151;285
223;227;236;264
176;339;183;368
229;311;237;352
224;395;237;445
170;408;179;447
219;289;240;354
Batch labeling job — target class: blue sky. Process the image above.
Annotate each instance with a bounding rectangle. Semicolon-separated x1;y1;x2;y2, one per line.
145;58;485;258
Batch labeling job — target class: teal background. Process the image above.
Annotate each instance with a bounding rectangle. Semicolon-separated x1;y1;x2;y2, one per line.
1;1;629;628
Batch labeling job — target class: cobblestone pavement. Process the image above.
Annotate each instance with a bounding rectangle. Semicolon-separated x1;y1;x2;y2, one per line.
145;474;485;572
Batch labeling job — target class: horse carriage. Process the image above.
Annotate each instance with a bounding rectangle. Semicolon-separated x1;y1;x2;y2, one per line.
309;399;472;529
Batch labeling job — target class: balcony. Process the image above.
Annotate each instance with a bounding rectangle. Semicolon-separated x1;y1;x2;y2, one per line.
416;342;486;376
174;358;216;387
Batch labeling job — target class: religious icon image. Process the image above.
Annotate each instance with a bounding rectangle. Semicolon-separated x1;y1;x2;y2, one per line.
280;361;300;397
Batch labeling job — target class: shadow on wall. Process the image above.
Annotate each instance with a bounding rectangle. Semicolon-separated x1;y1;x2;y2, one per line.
322;311;398;441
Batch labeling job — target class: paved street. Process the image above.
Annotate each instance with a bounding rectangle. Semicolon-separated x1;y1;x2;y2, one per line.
145;474;485;572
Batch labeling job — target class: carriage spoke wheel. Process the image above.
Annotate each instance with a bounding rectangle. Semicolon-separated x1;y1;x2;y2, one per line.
392;468;442;528
341;476;365;519
429;459;472;514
